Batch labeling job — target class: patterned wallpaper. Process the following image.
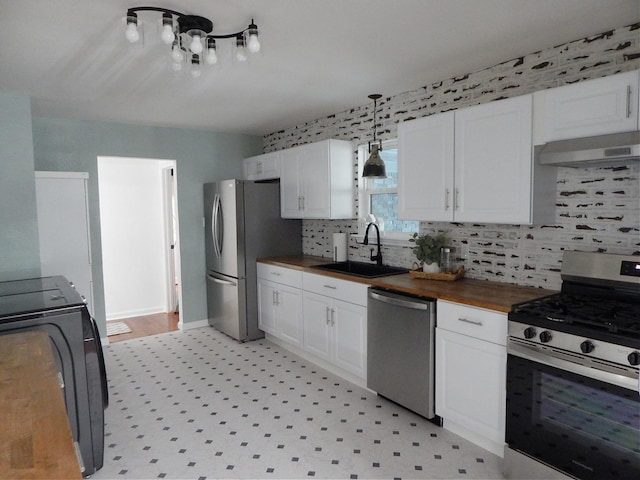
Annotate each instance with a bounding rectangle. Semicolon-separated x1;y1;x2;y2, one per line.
264;23;640;291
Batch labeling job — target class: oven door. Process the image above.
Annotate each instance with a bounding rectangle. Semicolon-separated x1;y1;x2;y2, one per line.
506;339;639;480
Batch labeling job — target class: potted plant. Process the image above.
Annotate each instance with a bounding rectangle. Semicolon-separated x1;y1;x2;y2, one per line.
409;232;450;273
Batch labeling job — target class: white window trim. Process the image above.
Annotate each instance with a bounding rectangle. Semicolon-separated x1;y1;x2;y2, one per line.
357;139;417;244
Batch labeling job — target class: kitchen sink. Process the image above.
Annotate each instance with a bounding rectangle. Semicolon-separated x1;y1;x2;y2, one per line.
311;261;408;278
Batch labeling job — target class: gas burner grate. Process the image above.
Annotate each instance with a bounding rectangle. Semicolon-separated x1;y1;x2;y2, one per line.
512;293;640;336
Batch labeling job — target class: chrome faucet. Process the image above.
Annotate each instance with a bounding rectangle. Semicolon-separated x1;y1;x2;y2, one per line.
363;222;383;266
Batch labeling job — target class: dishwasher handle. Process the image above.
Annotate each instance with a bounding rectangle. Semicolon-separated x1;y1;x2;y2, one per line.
369;290;431;311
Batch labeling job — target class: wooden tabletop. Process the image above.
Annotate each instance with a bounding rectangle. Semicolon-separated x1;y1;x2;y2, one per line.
0;330;82;480
258;255;557;312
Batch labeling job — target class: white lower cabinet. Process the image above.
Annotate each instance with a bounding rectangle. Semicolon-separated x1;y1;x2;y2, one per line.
435;300;507;457
302;290;367;379
257;264;303;348
256;265;368;384
302;272;367;380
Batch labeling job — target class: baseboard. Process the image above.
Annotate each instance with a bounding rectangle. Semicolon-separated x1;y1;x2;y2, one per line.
106;306;166;321
180;318;209;331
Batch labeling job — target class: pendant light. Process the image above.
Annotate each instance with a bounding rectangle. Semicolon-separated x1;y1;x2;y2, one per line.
362;94;386;179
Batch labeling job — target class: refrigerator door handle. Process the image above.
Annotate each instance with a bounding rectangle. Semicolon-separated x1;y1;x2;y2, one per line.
212;193;223;257
207;273;236;286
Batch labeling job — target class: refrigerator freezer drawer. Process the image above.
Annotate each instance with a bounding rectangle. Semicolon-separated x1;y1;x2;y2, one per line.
206;271;247;341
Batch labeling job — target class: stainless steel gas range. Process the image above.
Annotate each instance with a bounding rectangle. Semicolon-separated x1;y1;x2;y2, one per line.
504;251;639;480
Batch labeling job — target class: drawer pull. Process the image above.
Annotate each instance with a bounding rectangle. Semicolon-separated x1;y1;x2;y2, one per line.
270;271;281;276
458;317;483;326
323;284;337;290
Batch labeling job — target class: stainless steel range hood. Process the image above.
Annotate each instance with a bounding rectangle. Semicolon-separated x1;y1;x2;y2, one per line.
538;130;640;167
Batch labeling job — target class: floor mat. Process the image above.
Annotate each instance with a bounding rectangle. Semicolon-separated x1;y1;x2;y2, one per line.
106;321;132;336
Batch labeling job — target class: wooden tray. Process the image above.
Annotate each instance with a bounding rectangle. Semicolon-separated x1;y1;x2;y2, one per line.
409;266;465;281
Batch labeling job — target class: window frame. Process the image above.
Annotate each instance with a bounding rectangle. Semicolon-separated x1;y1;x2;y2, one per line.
357;139;418;242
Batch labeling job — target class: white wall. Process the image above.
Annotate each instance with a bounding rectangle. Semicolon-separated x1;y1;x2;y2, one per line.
98;156;173;320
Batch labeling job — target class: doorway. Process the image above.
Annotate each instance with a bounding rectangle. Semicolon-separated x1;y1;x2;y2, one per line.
97;156;181;339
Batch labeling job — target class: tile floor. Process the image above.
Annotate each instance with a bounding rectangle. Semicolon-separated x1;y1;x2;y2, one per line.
93;327;504;479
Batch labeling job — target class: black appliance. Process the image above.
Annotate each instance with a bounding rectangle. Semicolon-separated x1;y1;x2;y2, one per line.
504;251;640;480
0;275;108;476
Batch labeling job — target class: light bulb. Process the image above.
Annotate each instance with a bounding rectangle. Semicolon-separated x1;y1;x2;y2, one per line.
161;25;175;45
247;34;260;53
171;44;183;62
190;34;203;54
191;54;201;78
206;49;218;65
236;45;247;62
172;62;182;72
125;23;139;43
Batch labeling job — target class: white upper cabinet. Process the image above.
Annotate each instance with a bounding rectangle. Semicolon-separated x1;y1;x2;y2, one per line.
243;152;280;181
399;94;555;225
280;139;354;219
398;111;454;222
533;70;639;145
455;95;538;224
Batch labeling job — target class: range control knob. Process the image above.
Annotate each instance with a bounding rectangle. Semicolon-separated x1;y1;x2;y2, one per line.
523;327;537;339
539;331;553;343
628;351;640;366
580;340;595;354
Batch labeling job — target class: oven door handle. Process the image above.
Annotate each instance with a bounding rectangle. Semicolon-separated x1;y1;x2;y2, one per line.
508;340;638;392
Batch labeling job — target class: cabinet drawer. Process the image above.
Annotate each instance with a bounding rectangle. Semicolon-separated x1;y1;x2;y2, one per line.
437;300;507;345
257;263;302;287
302;272;368;307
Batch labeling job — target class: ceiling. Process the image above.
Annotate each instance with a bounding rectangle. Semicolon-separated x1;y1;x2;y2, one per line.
1;0;638;136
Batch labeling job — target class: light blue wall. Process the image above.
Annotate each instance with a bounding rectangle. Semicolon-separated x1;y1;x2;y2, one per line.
31;116;261;336
0;94;40;281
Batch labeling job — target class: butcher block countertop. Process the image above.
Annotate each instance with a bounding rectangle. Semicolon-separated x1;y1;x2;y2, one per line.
0;330;82;480
258;255;557;312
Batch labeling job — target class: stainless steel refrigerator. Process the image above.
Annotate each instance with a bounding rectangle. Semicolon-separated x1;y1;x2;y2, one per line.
204;179;301;341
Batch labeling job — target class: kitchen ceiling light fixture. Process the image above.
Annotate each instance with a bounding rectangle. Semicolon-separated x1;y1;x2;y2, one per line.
362;94;387;179
125;6;260;75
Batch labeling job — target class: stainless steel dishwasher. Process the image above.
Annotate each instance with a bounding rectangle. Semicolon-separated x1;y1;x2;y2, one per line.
367;287;436;419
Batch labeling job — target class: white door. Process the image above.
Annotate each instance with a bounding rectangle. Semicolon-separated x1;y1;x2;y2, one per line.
332;300;367;378
35;172;94;314
257;279;277;335
302;291;332;362
277;285;303;348
398;111;455;221
300;141;331;218
280;147;303;218
454;94;533;224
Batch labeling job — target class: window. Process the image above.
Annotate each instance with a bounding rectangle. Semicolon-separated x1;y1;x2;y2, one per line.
358;140;418;239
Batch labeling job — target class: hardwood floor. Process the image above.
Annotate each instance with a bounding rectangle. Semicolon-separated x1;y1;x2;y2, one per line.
107;312;179;343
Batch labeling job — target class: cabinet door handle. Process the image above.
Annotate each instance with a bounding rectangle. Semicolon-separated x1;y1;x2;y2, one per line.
444;188;450;210
458;317;483;326
273;290;279;305
454;188;460;210
257;160;263;174
330;308;335;326
326;306;332;325
627;85;632;118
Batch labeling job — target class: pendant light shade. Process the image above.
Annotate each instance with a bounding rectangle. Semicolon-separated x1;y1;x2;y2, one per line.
362;144;386;178
362;94;386;179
